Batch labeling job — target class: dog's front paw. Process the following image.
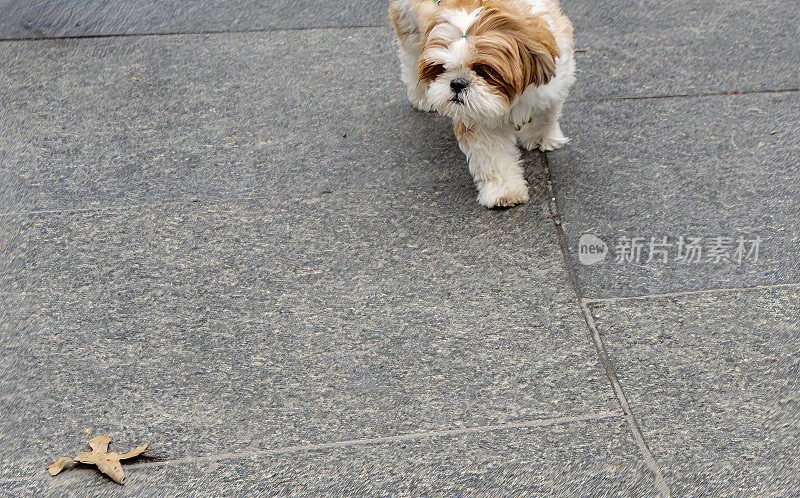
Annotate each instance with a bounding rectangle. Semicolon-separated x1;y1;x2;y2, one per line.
518;124;569;152
477;178;530;208
538;129;569;151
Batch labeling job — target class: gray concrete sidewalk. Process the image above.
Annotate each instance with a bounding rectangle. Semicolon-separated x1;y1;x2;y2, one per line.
0;1;798;496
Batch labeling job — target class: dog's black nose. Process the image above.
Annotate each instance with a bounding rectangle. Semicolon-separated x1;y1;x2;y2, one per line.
450;78;468;94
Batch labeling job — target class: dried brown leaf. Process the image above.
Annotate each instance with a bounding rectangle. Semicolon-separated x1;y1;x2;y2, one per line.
47;457;73;476
48;435;150;484
95;458;125;484
87;435;110;453
119;444;149;460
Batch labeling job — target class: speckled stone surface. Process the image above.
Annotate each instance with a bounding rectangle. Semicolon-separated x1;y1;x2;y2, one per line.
590;286;800;496
0;28;467;214
0;0;385;39
3;417;662;497
3;0;798;103
550;92;800;298
564;0;800;99
2;17;799;213
2;0;797;99
0;189;638;493
1;0;799;495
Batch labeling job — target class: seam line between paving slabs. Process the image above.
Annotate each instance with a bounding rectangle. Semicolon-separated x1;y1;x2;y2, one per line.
539;151;671;497
583;282;800;304
0;23;388;43
569;87;800;104
124;411;622;469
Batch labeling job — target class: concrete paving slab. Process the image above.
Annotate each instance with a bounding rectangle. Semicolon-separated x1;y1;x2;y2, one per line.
550;92;800;298
590;286;800;496
0;28;471;214
0;0;385;40
0;0;796;494
0;190;622;487
2;0;796;98
2;19;797;214
3;416;662;496
563;0;800;99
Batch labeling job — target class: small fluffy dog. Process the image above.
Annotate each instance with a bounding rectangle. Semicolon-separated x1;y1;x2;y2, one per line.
389;0;575;208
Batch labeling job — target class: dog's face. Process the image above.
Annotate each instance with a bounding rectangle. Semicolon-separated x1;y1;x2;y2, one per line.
418;0;559;122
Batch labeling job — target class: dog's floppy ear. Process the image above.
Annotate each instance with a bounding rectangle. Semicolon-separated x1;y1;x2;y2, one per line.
416;13;451;83
467;2;559;96
517;15;559;87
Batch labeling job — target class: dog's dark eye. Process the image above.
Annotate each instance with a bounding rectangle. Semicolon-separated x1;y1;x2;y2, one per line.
420;61;447;82
473;66;490;79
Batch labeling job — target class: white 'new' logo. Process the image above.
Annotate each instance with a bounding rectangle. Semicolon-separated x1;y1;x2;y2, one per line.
578;234;608;265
